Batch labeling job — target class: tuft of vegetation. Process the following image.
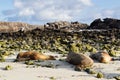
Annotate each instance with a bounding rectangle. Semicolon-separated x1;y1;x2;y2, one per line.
84;68;97;74
0;55;5;62
49;76;56;80
4;65;13;70
96;72;104;78
25;60;34;65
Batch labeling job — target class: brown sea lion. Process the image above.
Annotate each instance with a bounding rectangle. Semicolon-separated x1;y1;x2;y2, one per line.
66;52;94;69
16;51;55;61
91;51;112;63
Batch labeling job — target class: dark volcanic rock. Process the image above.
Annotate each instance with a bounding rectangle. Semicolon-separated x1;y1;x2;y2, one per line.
88;18;120;29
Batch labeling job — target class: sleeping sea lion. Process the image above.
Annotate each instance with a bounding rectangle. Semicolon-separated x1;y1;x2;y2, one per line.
91;51;112;63
66;52;94;69
16;51;55;61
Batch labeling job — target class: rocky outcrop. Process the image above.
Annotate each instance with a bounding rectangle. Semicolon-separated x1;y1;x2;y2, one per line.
0;19;119;56
88;18;120;29
45;21;88;32
1;18;120;33
0;21;88;33
0;22;43;33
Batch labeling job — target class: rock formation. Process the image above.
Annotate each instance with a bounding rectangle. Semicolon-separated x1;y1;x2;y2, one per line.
0;22;43;33
45;21;88;32
88;18;120;29
0;19;119;56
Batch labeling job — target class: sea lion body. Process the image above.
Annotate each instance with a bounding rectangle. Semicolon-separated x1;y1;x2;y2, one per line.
16;51;55;61
91;51;112;63
67;52;94;69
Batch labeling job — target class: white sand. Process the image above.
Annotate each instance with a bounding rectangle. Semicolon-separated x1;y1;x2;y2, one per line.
0;51;120;80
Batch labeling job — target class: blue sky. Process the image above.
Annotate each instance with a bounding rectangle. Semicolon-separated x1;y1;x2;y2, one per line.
0;0;120;24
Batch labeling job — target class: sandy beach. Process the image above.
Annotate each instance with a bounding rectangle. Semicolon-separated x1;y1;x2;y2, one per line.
0;51;120;80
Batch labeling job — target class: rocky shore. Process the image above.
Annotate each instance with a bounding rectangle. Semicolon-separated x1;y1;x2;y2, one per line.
0;18;120;80
0;18;119;55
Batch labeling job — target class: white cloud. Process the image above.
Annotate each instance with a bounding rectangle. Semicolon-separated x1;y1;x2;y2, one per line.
1;0;120;25
94;13;103;19
2;0;93;24
38;8;72;21
19;8;35;16
14;0;23;8
77;8;120;24
104;10;114;17
93;9;115;19
79;0;93;6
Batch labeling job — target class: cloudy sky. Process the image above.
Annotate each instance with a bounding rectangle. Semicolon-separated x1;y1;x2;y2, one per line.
0;0;120;24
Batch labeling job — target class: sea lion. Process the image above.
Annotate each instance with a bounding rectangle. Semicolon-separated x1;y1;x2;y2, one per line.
16;51;55;61
66;52;94;69
91;51;112;63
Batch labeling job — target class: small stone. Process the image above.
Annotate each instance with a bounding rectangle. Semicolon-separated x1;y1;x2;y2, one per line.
41;62;55;68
